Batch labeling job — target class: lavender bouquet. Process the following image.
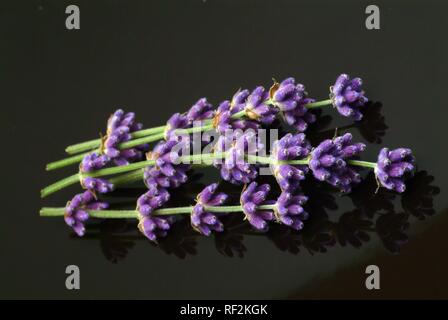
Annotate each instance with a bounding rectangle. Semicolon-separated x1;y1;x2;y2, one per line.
40;73;417;243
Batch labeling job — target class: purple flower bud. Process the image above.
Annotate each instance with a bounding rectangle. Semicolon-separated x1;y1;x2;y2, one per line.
138;215;173;243
270;133;311;191
81;177;114;194
240;182;274;231
164;113;190;141
64;191;108;237
144;140;190;192
275;191;309;230
191;183;228;236
331;74;368;121
104;109;149;166
80;152;110;172
230;89;250;112
309;133;366;193
137;187;170;216
214;101;259;135
375;147;415;193
186;98;214;122
213;131;262;185
283;97;317;132
245;86;278;124
272;78;316;132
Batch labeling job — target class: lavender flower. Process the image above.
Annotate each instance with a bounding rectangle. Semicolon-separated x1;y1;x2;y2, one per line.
213;131;262;185
282;96;317;132
244;86;278;124
191;183;227;235
81;177;113;194
164;113;190;141
64;191;108;236
136;187;170;216
271;78;316;132
240;182;274;230
144;140;190;192
138;215;172;243
80;152;110;172
104;109;148;166
186;98;214;123
136;186;173;242
309;133;366;193
80;152;114;194
230;89;250;112
330;74;368;121
275;191;309;230
270;133;311;191
79;109;148;194
213;101;259;135
375;148;415;193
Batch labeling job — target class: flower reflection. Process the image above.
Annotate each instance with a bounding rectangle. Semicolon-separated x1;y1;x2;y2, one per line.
306;101;387;146
402;170;440;220
375;212;410;254
72;169;438;262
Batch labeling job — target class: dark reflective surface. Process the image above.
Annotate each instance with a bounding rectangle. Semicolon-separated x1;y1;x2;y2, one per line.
1;0;448;299
78;170;437;262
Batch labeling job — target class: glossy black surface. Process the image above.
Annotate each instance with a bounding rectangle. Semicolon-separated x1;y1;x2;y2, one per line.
1;0;447;299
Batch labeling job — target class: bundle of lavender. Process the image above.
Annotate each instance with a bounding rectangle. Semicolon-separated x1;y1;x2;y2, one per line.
40;74;415;242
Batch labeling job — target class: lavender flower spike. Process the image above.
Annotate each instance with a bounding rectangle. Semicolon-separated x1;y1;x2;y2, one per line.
191;183;227;235
213;100;259;135
104;109;148;166
80;152;110;172
330;74;368;121
137;187;173;242
137;187;170;216
80;152;113;193
244;86;278;124
64;191;108;236
275;190;309;230
271;78;316;132
309;133;366;193
186;98;214;123
138;215;173;243
375;147;415;193
270;133;311;191
164;112;190;141
213;131;262;185
230;88;250;112
81;176;113;194
240;182;275;230
144;140;190;192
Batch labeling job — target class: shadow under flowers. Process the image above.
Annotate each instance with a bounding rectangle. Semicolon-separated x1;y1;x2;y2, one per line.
306;101;388;146
72;169;439;263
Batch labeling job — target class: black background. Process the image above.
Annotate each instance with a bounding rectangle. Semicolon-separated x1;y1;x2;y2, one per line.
1;0;447;299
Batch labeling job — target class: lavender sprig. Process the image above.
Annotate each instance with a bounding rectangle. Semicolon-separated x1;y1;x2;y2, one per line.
191;183;227;235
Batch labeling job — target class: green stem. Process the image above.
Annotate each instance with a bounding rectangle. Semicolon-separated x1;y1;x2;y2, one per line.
87;160;155;178
46;152;89;171
280;159;309;165
47;124;215;172
110;132;165;150
108;169;144;185
130;126;168;139
304;99;333;109
65;125;167;155
40;174;80;198
41;160;156;198
204;205;243;213
40;202;278;219
258;204;276;210
347;160;377;169
247;155;274;165
231;110;247;119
